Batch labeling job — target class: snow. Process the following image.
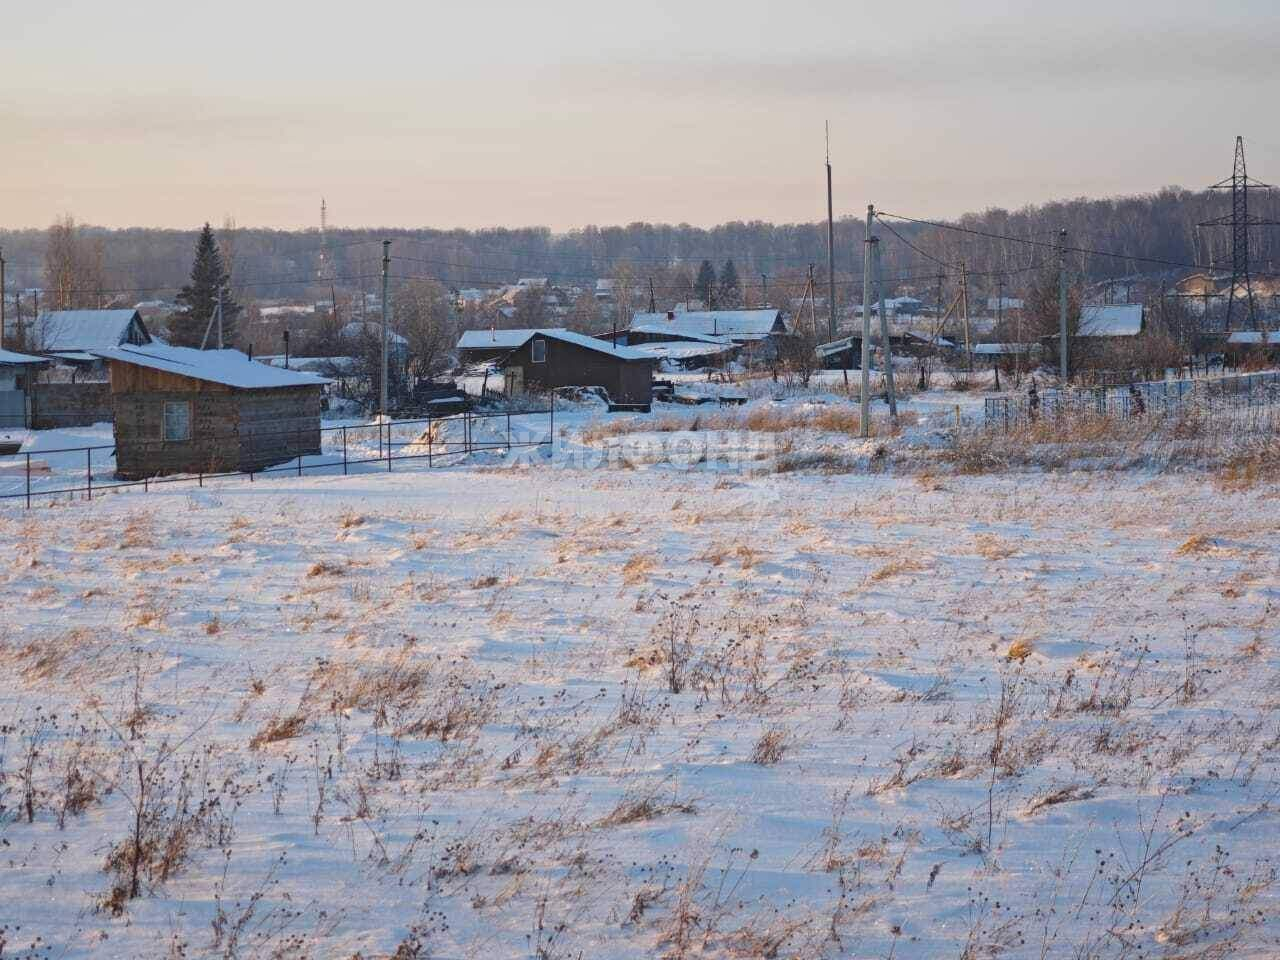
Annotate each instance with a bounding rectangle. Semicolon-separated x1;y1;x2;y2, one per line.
630;309;783;339
626;340;735;361
457;328;568;350
1079;304;1143;337
92;343;330;389
0;348;47;366
2;394;1279;958
32;309;148;351
626;325;735;346
1228;331;1275;344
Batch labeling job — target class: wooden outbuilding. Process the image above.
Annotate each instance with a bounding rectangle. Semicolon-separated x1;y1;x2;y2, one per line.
93;344;329;479
498;329;654;409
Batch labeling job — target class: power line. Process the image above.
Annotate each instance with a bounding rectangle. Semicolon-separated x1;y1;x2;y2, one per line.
876;210;1210;272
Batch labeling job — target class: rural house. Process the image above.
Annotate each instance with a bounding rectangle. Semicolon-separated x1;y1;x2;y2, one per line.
92;343;328;480
457;327;569;365
477;329;655;409
33;309;152;366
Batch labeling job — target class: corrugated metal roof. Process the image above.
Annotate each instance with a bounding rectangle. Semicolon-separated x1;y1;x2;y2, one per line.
93;344;330;389
536;329;649;361
35;310;148;351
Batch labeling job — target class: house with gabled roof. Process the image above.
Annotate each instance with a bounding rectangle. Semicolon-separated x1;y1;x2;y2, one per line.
92;343;328;479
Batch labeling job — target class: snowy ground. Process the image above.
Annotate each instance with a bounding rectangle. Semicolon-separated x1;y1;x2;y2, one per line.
2;446;1279;958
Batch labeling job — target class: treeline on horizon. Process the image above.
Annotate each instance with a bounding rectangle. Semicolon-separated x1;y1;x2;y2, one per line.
1;186;1276;305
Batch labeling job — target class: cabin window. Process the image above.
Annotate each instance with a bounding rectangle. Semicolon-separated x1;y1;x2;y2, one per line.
163;400;192;441
531;339;547;363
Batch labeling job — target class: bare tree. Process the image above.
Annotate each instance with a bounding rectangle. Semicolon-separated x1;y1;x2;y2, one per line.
43;216;105;311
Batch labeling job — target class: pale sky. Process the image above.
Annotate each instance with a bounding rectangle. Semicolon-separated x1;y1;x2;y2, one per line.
4;0;1278;231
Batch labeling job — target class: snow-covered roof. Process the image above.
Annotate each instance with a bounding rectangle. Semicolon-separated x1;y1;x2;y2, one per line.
987;297;1025;311
34;309;150;351
92;343;330;389
0;348;49;366
1227;331;1276;344
972;343;1031;355
630;310;784;339
458;328;569;350
1079;304;1143;337
339;321;408;346
533;329;649;361
627;324;734;346
626;340;735;361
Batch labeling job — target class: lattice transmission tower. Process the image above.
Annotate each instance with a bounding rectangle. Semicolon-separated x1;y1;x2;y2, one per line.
1198;137;1277;330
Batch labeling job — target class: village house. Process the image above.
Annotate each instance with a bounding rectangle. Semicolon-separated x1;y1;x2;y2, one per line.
457;328;654;409
456;327;569;365
32;309;153;369
600;326;737;369
92;343;328;480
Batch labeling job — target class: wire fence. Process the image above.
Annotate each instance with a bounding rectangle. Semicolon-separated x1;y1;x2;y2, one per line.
0;406;554;508
984;371;1280;431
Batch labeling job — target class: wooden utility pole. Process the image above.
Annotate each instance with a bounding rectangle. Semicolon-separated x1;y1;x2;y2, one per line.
960;263;972;372
1058;229;1069;382
0;247;5;349
826;123;838;340
648;277;656;313
860;205;874;437
873;237;897;419
381;240;392;417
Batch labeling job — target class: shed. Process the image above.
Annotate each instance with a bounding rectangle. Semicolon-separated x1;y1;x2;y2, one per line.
92;343;329;480
0;348;48;428
498;330;654;409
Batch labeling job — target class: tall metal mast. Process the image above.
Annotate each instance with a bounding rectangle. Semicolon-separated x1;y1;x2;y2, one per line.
1198;137;1277;330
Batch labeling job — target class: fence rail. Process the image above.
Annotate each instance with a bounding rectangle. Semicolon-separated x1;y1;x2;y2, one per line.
984;371;1280;431
0;406;554;508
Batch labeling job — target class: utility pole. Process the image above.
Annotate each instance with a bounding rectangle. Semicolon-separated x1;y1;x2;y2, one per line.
761;273;768;306
648;277;656;313
1058;229;1069;382
381;240;391;418
826;123;838;340
873;237;897;419
0;246;5;349
216;286;224;349
860;204;874;438
960;263;972;372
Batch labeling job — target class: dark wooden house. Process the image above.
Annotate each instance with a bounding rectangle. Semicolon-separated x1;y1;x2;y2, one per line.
94;344;329;479
498;329;654;409
456;327;568;365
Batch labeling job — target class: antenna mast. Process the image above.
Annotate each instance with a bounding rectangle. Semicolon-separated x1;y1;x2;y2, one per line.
318;197;334;282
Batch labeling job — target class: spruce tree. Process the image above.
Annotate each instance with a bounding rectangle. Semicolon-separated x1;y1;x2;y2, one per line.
171;223;241;348
718;260;741;308
694;260;717;308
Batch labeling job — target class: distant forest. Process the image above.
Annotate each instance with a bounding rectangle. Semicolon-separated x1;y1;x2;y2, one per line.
2;186;1277;309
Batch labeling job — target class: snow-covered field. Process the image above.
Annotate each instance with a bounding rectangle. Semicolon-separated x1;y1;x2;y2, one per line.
3;446;1279;959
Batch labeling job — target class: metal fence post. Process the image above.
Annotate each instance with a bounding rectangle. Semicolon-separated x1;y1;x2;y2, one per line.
86;448;92;501
298;424;303;477
342;426;348;475
26;452;31;509
428;414;433;469
386;421;392;472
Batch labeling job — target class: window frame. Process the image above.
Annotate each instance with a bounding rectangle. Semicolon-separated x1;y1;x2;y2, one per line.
162;399;192;441
530;338;547;364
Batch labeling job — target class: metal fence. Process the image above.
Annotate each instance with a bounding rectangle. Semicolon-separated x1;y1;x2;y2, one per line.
984;371;1280;431
0;405;554;508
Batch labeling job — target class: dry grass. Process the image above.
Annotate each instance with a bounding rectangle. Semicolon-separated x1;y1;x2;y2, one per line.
974;535;1017;560
622;553;658;585
249;714;307;750
582;404;914;445
1175;533;1215;556
307;560;347;578
750;726;791;765
1005;638;1035;662
868;559;927;583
